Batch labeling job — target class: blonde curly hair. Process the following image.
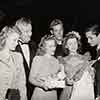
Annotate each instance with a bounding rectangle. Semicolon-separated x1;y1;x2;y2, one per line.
0;25;21;50
36;34;57;56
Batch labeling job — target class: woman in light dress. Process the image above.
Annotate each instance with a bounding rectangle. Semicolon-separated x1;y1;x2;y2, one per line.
60;31;95;100
29;35;65;100
0;26;27;100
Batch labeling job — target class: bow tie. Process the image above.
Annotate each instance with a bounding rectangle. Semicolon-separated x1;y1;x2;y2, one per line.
21;43;28;45
18;40;28;45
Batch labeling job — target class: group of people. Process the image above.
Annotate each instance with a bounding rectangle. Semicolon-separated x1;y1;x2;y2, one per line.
0;17;100;100
0;18;36;100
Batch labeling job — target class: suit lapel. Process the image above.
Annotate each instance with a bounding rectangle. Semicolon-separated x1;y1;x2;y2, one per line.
17;44;30;69
16;41;36;69
96;49;100;59
29;42;35;68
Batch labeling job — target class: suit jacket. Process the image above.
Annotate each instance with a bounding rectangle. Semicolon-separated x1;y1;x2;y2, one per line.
93;49;100;98
15;40;37;82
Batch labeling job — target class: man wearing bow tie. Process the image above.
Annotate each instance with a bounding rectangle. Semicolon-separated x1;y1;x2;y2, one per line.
15;17;37;100
85;25;100;100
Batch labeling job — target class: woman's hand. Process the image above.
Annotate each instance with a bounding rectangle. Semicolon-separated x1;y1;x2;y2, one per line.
44;80;56;89
42;82;49;91
65;78;74;85
56;64;66;80
56;71;66;80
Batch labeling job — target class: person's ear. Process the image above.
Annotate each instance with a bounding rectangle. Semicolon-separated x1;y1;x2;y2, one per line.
65;44;68;49
50;30;53;34
97;33;100;39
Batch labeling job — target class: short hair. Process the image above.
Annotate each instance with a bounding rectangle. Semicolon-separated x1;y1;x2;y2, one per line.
0;25;21;50
15;17;32;37
50;19;63;29
85;24;100;36
63;31;82;55
36;34;56;56
16;17;31;27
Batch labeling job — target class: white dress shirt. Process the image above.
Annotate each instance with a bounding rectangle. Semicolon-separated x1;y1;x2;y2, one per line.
20;43;30;68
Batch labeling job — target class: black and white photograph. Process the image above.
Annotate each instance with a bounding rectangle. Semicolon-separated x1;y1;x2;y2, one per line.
0;0;100;100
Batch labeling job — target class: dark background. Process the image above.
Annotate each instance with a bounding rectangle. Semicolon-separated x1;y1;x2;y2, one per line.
0;0;99;58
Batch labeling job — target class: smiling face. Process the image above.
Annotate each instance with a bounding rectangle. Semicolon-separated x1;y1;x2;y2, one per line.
18;23;32;43
86;31;98;47
66;38;78;53
6;32;19;50
44;39;56;56
51;24;63;41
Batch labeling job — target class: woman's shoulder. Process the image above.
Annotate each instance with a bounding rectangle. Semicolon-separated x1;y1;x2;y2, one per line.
76;52;91;62
32;55;44;63
63;54;82;60
63;54;85;64
34;55;42;60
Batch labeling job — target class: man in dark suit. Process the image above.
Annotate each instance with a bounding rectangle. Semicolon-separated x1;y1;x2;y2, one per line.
15;18;37;100
85;24;100;100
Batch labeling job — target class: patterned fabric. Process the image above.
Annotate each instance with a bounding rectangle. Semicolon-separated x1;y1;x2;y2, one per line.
0;51;27;100
60;54;95;100
60;54;94;82
29;55;63;100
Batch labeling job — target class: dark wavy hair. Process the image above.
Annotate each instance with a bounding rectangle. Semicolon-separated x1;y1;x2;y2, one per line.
63;32;82;55
85;24;100;36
